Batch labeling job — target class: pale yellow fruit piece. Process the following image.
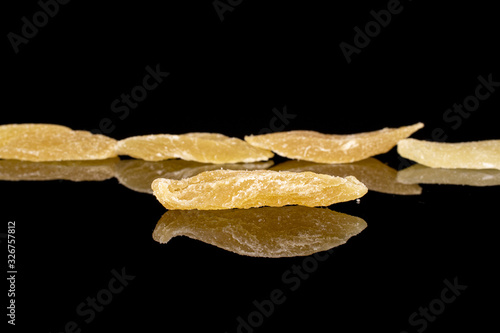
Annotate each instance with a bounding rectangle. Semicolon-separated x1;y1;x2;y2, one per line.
397;164;500;187
397;139;500;169
115;159;273;194
0;158;118;182
272;158;421;195
244;123;424;163
0;124;118;161
151;169;367;210
116;132;274;163
152;206;367;257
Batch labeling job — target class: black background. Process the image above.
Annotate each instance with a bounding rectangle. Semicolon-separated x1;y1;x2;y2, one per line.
2;0;499;332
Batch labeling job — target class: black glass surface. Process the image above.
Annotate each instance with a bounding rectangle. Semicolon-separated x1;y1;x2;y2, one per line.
3;1;498;332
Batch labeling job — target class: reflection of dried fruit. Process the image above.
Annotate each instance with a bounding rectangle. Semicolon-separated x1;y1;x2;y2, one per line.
0;124;118;161
397;164;500;187
0;158;118;182
398;139;500;170
152;169;367;210
272;158;421;195
153;206;367;257
117;132;273;163
244;123;423;163
115;159;273;194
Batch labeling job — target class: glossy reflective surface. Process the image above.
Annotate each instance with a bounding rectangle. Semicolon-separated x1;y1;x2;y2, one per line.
397;164;500;186
0;158;119;181
4;0;498;331
153;206;366;257
2;155;497;333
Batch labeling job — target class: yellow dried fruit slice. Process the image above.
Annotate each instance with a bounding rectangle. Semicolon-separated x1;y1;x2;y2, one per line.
272;158;421;195
0;124;118;161
115;159;273;194
116;132;274;163
397;139;500;169
397;164;500;187
153;206;367;257
0;158;118;182
244;123;423;163
152;169;367;210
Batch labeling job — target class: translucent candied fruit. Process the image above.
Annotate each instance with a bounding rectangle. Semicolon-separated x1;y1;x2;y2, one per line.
115;159;273;194
117;132;274;163
244;123;423;163
0;124;118;161
397;139;500;170
151;169;367;210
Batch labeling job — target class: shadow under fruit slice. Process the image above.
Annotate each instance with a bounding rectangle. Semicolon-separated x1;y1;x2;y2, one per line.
152;206;367;257
244;123;423;163
397;138;500;170
115;159;273;194
151;169;368;210
0;124;118;161
271;158;421;195
397;164;500;186
116;132;274;163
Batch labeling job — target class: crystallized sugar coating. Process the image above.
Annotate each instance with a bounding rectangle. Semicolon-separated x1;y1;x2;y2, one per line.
116;132;274;163
0;124;118;161
244;123;424;163
152;206;367;257
397;139;500;170
151;169;368;210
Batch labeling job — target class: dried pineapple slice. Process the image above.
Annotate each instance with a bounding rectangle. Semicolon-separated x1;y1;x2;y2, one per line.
115;159;273;194
0;124;117;161
117;132;273;163
244;123;423;163
397;139;500;169
151;169;367;210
